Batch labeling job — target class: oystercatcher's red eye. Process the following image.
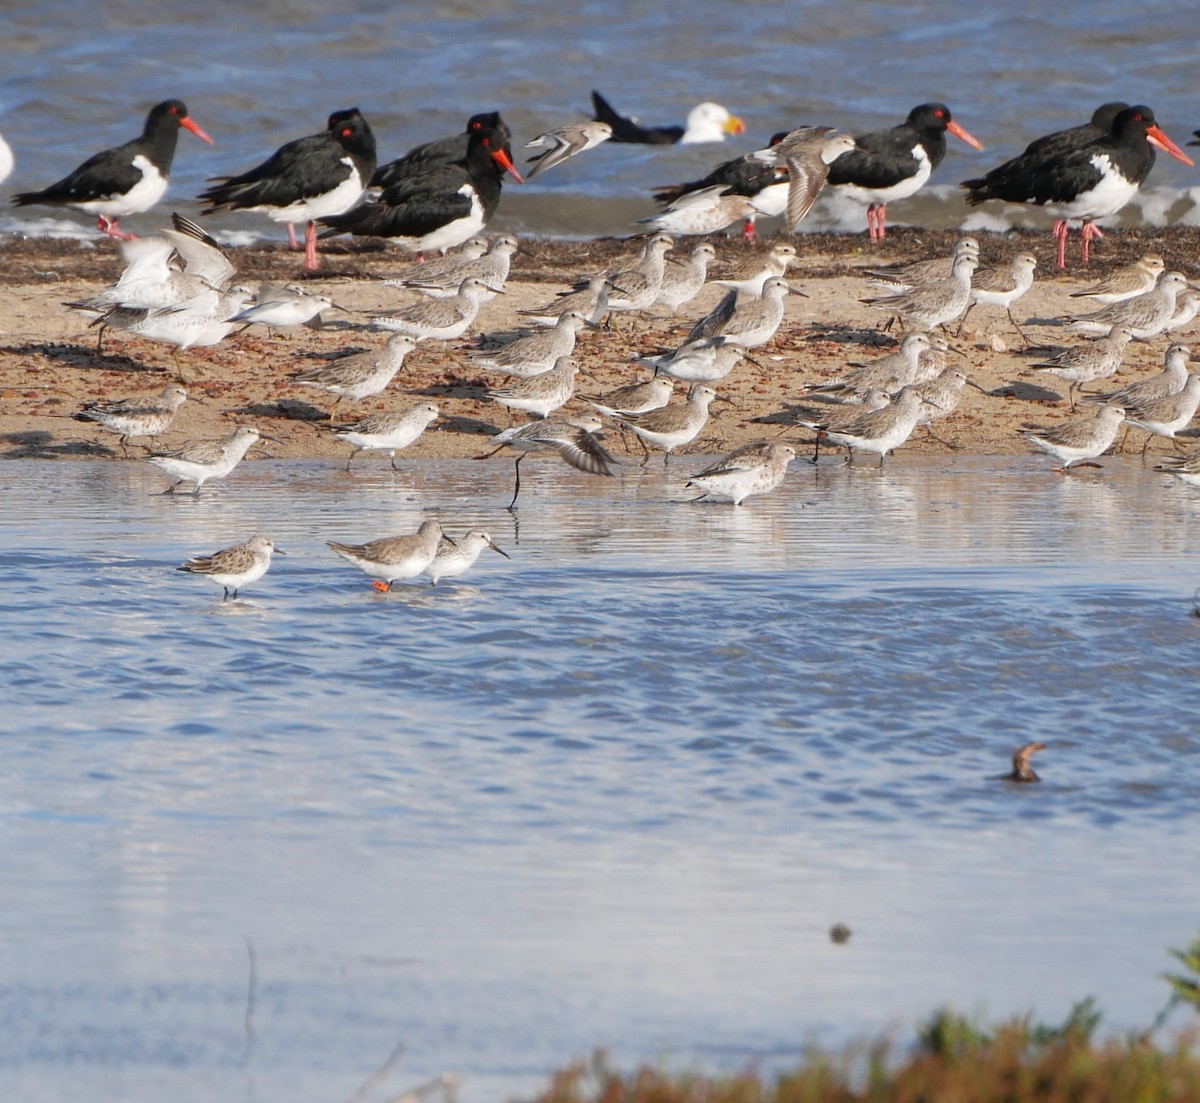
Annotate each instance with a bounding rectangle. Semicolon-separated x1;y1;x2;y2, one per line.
471;121;482;130
341;127;353;137
483;138;492;147
935;108;945;118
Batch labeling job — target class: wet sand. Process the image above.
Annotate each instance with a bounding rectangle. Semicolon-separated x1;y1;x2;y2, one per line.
2;226;1198;466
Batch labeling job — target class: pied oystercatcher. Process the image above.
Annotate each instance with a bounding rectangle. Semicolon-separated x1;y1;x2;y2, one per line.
961;104;1193;267
13;99;212;239
372;111;512;191
1016;102;1128;159
197;108;376;271
826;102;983;242
320;115;522;259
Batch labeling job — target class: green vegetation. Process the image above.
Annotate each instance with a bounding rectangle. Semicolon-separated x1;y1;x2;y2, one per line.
1161;929;1200;1020
526;936;1200;1103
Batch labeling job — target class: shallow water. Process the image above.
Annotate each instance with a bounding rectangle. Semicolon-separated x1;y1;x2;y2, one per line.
2;1;1199;242
2;454;1200;1101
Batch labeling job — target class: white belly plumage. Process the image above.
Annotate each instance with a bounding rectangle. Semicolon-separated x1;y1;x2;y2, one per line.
263;159;365;223
836;145;931;206
76;154;168;218
1045;154;1137;222
396;185;485;255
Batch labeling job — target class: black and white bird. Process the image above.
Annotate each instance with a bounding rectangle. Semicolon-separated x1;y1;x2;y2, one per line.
826;102;983;242
962;104;1193;268
13;99;212;238
320;114;522;260
371;111;512;191
1012;102;1129;160
590;90;745;145
197;108;376;271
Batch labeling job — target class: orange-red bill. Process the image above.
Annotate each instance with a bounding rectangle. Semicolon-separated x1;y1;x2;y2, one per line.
1147;124;1194;166
182;117;214;145
492;147;524;184
724;114;747;137
946;120;984;151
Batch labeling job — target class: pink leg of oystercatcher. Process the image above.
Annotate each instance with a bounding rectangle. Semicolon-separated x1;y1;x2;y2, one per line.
1052;219;1069;269
1080;220;1103;265
97;215;137;241
303;220;319;271
866;203;889;242
286;223;300;250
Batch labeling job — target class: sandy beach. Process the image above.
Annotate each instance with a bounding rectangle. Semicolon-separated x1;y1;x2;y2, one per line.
3;226;1198;466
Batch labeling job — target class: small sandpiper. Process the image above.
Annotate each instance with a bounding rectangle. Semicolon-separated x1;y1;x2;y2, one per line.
470;310;593;378
1069;253;1164;305
1032;325;1134;407
231;282;334;330
524;121;613;179
958;252;1037;337
177;534;282;602
814;386;925;467
381;236;490;292
1086;343;1190;409
147;425;263;494
862;236;980;293
327;519;447;592
685;441;796;505
614;383;721;464
1019;404;1125;472
370;276;495;340
390;234;519;300
330;403;440;470
96;283;254;356
638;186;757;236
604;232;674;316
422;530;511;586
1121;374;1200;456
862;253;978;333
291;334;417;405
792;389;890;462
518;275;610;328
640;336;746;384
1067;271;1188;339
74;384;188;455
483;414;617;509
486;355;579;419
746;125;855;230
584;375;675;418
706;276;793;349
711;242;797;299
655;242;715;315
803;333;933;402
